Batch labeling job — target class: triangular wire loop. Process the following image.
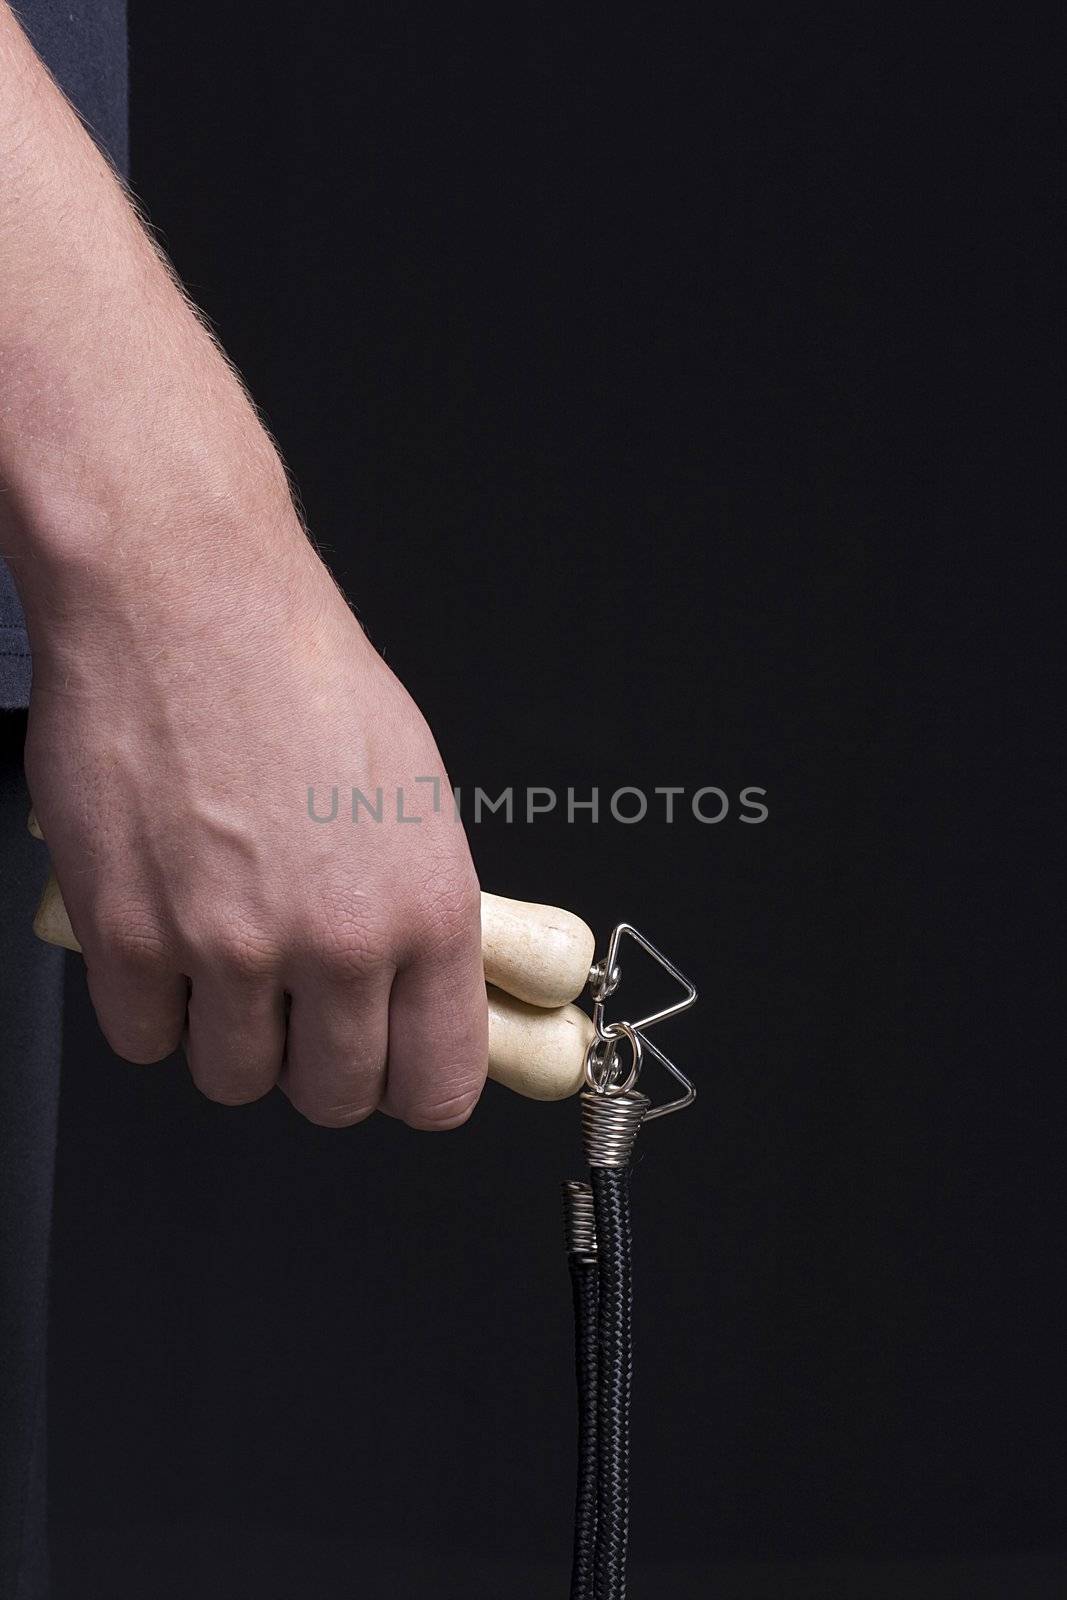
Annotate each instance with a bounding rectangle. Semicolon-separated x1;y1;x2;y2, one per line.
591;922;698;1039
637;1029;697;1121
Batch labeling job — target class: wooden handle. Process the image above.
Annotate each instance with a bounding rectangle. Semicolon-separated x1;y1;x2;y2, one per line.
28;814;595;1101
486;987;592;1101
480;891;595;1007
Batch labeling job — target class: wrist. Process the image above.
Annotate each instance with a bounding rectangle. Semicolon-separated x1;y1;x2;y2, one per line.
6;408;314;657
16;493;335;712
2;306;298;593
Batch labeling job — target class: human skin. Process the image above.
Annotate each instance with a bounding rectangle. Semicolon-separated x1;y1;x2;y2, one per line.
0;5;488;1129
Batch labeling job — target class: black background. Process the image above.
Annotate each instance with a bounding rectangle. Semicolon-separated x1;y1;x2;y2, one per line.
49;4;1064;1596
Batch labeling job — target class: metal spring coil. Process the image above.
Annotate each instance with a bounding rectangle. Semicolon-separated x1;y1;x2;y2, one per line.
563;1180;598;1256
580;1089;651;1170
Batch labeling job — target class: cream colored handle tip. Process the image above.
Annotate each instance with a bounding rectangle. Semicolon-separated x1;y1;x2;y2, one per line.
481;891;595;1007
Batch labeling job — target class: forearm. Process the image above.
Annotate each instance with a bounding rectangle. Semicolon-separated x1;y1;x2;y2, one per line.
0;4;288;604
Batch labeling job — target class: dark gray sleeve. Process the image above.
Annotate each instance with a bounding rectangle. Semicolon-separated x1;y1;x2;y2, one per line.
0;0;130;708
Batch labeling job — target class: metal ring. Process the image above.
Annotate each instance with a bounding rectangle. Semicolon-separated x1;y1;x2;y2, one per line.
583;1019;643;1096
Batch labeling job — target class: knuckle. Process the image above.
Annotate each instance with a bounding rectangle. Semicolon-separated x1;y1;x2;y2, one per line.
308;1102;378;1130
92;906;169;971
186;1053;276;1108
196;1077;272;1108
324;931;390;985
226;939;280;983
100;1020;176;1067
197;917;281;982
308;895;392;984
402;1083;483;1132
290;1090;379;1130
283;1055;385;1128
411;868;482;963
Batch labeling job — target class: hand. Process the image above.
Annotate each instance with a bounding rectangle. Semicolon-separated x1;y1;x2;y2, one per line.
21;484;487;1128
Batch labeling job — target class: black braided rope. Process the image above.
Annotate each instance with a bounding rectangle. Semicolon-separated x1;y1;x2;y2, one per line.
590;1167;633;1600
568;1252;599;1600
